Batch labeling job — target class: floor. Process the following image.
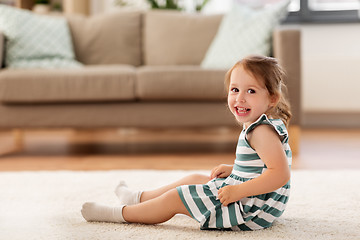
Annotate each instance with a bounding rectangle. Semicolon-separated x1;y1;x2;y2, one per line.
0;127;359;171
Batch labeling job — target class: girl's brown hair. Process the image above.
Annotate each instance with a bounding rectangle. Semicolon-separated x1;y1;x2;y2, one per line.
225;55;292;127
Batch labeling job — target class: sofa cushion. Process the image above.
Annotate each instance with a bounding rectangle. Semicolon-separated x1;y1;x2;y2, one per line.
0;65;136;103
136;66;227;101
67;11;142;66
201;1;289;69
0;5;81;69
143;10;222;66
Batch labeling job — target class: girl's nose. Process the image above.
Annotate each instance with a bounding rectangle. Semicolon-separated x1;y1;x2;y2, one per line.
236;92;245;103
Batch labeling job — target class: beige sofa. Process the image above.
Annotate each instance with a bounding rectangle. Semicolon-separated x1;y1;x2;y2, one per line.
0;10;301;152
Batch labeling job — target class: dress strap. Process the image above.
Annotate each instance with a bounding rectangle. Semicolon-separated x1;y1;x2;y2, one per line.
245;114;289;144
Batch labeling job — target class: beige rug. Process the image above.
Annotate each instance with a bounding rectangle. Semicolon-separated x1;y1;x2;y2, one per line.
0;170;359;240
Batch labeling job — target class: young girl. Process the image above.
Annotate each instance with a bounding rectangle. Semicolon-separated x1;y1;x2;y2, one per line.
81;55;292;231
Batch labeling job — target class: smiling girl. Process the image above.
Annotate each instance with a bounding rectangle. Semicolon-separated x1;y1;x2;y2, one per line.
81;55;292;231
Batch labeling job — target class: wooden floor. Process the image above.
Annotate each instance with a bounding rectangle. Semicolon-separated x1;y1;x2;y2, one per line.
0;127;359;171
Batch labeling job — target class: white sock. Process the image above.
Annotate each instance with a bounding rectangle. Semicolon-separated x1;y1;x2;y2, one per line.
81;202;126;223
114;181;142;205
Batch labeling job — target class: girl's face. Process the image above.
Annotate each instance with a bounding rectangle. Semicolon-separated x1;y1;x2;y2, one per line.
227;65;277;129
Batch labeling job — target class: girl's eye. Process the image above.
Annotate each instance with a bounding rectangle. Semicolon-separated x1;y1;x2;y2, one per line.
247;89;256;94
231;88;239;93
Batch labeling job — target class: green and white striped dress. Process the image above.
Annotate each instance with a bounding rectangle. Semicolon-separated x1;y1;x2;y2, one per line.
177;114;292;231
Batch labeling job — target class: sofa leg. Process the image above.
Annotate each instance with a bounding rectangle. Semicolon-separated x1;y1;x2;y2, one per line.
13;129;24;150
0;129;24;155
289;125;300;156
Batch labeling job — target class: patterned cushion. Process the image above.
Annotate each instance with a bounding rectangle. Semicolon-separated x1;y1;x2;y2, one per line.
201;1;289;69
0;5;82;69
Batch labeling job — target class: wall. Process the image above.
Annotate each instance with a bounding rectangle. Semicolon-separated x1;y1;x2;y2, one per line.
301;23;360;112
300;23;360;127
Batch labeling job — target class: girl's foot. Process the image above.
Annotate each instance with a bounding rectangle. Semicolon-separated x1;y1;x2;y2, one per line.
114;181;143;205
81;202;126;223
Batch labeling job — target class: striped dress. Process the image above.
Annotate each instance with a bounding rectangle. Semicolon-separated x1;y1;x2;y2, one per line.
177;114;292;231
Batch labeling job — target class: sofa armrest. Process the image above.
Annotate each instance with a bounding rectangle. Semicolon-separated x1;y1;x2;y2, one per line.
0;31;4;69
273;27;301;126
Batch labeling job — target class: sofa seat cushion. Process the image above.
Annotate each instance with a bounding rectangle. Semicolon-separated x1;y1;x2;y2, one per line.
136;66;227;101
0;65;135;103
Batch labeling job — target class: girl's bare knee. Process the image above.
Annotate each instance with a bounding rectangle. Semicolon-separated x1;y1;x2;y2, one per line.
162;189;190;216
164;189;180;201
188;173;209;183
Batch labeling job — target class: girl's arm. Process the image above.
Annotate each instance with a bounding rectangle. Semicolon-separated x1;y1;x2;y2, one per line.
218;125;290;206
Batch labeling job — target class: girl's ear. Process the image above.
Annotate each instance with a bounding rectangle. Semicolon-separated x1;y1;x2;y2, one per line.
269;94;280;108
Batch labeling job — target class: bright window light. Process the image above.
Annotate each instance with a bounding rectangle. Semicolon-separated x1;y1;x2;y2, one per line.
308;0;360;11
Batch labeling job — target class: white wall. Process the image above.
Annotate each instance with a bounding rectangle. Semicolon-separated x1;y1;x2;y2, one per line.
301;23;360;113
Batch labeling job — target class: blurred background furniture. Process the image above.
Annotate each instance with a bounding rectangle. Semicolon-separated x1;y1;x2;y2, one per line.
2;0;89;15
0;9;301;154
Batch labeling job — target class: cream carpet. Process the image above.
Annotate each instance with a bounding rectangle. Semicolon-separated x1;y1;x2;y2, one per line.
0;170;359;240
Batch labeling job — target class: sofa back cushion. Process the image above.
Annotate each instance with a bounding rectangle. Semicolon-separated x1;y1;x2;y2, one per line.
67;11;142;66
143;10;222;66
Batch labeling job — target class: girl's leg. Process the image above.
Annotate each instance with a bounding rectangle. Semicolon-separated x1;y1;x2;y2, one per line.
115;174;209;205
123;189;191;224
82;189;191;224
140;173;210;202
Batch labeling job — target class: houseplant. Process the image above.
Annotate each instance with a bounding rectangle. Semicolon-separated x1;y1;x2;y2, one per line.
147;0;210;11
32;0;50;14
113;0;210;12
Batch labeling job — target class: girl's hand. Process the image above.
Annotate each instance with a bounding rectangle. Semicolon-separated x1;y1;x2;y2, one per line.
210;164;233;179
217;185;240;206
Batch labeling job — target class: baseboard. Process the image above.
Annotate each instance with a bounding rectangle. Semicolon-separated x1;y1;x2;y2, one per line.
303;111;360;128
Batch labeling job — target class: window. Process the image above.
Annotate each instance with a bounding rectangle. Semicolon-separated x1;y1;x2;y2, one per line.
286;0;360;23
202;0;359;23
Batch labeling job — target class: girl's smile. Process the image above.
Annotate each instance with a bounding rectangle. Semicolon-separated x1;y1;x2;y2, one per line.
235;107;251;116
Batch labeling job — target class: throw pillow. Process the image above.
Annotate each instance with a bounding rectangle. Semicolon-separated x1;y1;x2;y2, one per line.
201;0;289;69
0;5;82;69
